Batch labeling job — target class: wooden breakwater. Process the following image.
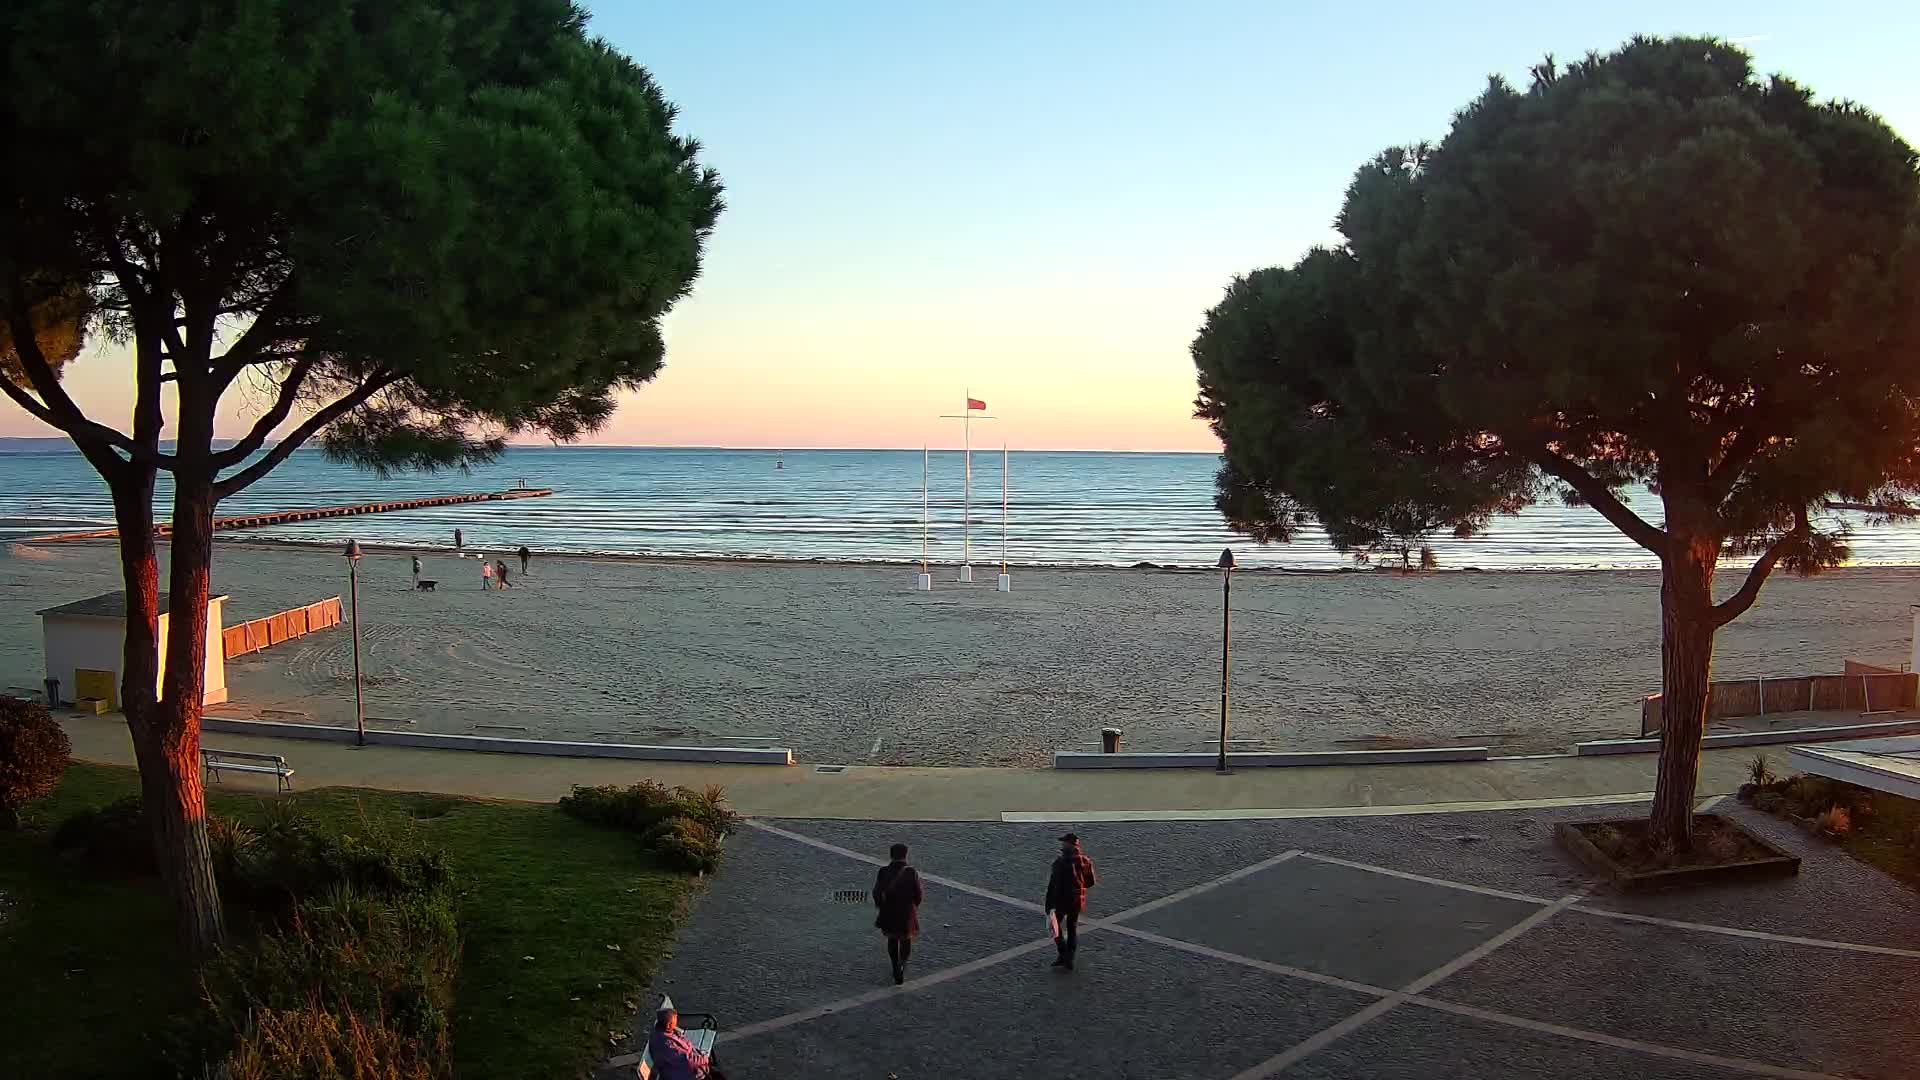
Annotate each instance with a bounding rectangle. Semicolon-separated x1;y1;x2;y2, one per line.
25;488;553;542
224;597;342;659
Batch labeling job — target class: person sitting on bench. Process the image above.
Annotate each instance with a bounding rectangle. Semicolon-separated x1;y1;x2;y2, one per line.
648;1004;724;1080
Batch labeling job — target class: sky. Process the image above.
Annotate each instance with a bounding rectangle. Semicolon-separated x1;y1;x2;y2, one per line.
12;2;1920;451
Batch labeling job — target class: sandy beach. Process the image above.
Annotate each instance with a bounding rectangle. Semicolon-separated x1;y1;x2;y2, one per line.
3;539;1917;765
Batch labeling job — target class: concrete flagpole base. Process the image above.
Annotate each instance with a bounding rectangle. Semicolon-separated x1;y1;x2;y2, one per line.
914;572;932;591
958;565;974;583
996;573;1011;592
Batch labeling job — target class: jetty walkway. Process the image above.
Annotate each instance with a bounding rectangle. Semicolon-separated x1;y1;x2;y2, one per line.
26;488;552;542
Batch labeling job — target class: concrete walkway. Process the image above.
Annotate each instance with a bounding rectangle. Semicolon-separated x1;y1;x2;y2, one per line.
638;803;1920;1078
63;715;1760;820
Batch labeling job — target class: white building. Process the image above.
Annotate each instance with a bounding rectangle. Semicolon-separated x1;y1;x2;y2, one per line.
38;591;229;709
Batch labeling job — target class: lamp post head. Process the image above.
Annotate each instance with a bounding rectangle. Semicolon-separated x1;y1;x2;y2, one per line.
1217;547;1236;570
344;539;363;561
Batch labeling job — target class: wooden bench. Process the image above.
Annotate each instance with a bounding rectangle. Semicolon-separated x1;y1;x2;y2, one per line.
635;1013;718;1079
201;748;295;793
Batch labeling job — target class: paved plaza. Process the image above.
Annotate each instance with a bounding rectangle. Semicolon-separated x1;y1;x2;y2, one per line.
636;801;1920;1078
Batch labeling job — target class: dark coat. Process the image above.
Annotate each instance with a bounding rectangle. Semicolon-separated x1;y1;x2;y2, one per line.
1045;850;1098;914
873;861;923;938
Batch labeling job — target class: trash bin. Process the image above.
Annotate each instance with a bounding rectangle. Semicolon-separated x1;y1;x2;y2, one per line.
44;678;60;709
1101;727;1122;753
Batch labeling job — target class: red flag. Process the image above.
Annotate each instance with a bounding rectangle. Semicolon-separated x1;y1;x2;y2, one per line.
966;397;986;411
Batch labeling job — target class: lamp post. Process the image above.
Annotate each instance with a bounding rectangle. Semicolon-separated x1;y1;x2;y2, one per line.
344;539;366;747
1216;547;1235;774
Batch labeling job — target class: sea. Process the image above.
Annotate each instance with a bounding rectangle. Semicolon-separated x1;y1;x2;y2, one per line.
4;443;1920;570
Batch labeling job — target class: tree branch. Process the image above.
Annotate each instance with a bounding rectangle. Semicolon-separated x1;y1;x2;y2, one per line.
1712;515;1808;628
3;274;169;472
210;277;296;392
211;370;401;499
208;355;317;468
1530;448;1666;552
0;373;61;429
1706;424;1770;503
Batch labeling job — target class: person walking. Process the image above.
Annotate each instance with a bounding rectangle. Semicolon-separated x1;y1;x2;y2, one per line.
411;554;422;591
454;527;463;552
872;842;924;985
517;545;531;575
1044;832;1097;971
495;558;511;588
480;556;493;590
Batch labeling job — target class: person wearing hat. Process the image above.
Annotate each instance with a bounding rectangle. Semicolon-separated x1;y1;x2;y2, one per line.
647;997;723;1079
1044;832;1098;970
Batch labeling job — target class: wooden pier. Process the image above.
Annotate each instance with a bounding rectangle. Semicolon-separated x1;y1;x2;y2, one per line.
25;488;553;542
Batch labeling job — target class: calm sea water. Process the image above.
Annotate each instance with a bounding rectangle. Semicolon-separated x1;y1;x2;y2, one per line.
4;444;1919;569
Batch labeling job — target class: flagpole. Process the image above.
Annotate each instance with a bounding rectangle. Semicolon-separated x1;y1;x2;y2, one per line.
997;443;1011;592
938;395;992;585
915;445;932;591
961;390;973;582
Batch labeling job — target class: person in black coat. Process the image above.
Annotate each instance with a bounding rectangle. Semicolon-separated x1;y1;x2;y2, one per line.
1045;832;1098;970
873;842;924;985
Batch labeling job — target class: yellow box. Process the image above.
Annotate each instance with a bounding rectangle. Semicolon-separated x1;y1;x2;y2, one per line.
74;668;117;711
75;697;110;715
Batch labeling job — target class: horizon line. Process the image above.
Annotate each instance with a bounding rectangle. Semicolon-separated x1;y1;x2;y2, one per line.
0;436;1225;456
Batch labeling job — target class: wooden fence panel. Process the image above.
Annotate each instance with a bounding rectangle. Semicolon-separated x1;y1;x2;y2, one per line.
1641;671;1916;734
221;598;344;659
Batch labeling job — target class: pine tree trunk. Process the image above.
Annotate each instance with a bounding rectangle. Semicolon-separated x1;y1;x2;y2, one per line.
148;467;226;956
1649;535;1719;853
109;465;223;953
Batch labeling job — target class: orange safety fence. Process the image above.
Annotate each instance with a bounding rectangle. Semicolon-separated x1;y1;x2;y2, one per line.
223;596;343;659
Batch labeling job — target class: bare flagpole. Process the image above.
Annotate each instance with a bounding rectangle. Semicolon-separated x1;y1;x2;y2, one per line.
914;446;931;590
997;443;1011;591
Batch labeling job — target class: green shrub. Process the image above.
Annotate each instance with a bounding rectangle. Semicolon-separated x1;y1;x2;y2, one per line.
201;885;460;1079
646;816;723;874
207;814;259;884
232;809;451;911
673;784;741;837
560;781;737;872
1747;753;1776;788
1782;775;1838;817
558;781;679;832
0;695;71;827
52;795;153;873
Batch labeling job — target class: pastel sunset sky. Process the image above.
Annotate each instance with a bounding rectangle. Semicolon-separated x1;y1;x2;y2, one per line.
11;2;1919;451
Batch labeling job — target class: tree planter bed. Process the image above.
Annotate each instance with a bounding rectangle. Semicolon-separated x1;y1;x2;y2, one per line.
1554;813;1801;891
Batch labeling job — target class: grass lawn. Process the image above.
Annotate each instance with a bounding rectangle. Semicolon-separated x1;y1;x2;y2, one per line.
0;761;700;1079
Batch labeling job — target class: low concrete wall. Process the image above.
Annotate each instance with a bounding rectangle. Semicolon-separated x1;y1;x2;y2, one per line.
1054;747;1489;770
198;716;794;765
1577;717;1920;757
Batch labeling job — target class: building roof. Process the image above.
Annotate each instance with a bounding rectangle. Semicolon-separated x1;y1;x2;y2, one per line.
37;590;229;619
1789;736;1920;801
